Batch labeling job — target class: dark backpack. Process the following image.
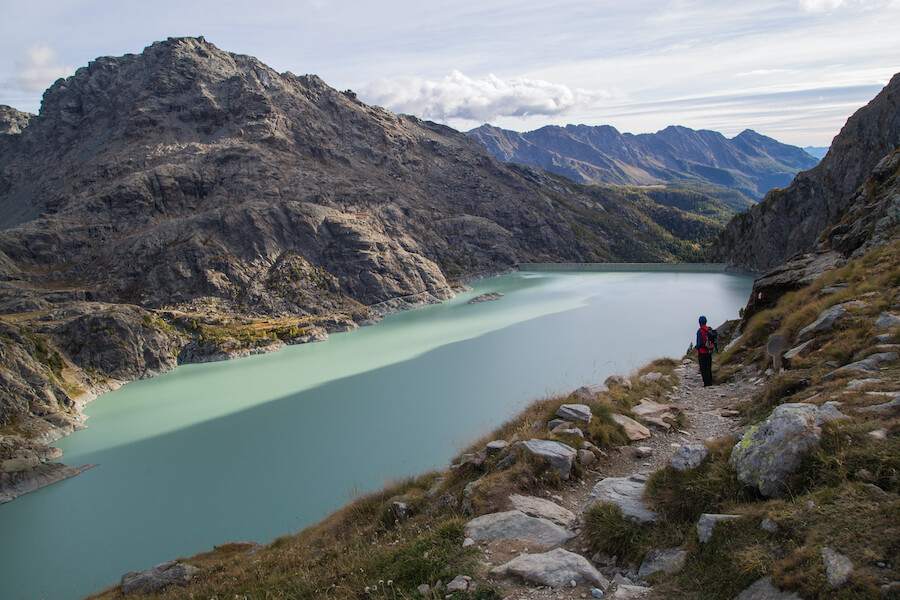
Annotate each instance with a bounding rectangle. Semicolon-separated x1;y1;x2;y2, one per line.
703;327;719;352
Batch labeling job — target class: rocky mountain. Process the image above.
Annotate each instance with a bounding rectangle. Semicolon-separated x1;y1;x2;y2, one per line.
467;123;818;201
711;72;900;273
0;37;726;498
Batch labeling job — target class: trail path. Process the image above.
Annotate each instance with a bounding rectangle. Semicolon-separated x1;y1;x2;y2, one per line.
476;360;762;600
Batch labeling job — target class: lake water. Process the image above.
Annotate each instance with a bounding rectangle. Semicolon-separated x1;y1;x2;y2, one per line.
0;270;753;600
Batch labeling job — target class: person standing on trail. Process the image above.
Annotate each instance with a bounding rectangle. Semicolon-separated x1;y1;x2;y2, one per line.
696;316;716;387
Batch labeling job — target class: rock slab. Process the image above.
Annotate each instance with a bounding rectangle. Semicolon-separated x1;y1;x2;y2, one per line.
465;510;575;547
612;414;651;441
821;547;854;585
490;548;609;589
519;439;577;480
557;403;593;423
121;561;200;594
697;513;740;543
668;444;710;472
509;493;577;528
584;473;658;523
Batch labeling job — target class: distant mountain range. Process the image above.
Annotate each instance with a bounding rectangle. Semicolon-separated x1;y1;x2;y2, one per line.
467;124;819;202
803;146;829;160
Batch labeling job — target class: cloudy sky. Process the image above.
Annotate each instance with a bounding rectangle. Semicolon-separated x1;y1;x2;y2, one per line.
1;0;897;147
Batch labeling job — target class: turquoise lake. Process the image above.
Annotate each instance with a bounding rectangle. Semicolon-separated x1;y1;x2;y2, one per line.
0;269;754;599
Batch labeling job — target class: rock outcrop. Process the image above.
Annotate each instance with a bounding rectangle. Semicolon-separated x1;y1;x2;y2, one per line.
712;71;900;272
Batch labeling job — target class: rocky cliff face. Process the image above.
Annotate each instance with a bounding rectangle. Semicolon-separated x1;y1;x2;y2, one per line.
467;123;817;202
711;72;900;273
0;37;724;495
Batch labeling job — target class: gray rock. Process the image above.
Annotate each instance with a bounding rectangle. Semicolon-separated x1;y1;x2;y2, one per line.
734;576;803;599
490;548;609;589
760;517;779;533
697;513;740;543
549;418;572;430
867;428;888;440
584;474;658;523
121;561;200;594
638;372;663;382
468;292;503;304
485;440;508;454
835;351;899;375
556;427;585;438
462;537;475;548
845;378;882;390
783;340;814;360
730;403;822;497
605;375;632;390
510;494;577;528
465;510;576;547
874;312;900;331
519;439;578;480
446;575;470;592
821;547;854;585
417;583;431;596
579;448;597;466
858;395;900;414
634;446;652;459
637;548;688;578
557;403;593;423
797;304;848;343
668;444;710;472
613;584;652;599
816;401;849;424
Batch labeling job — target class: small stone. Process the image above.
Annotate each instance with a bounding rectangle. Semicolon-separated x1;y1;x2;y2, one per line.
637;548;688;578
821;547;854;585
446;575;469;592
417;584;431;597
549;418;573;430
611;414;651;441
392;501;410;521
605;375;632;390
668;444;709;472
639;372;663;382
485;440;508;454
761;517;779;533
634;446;652;459
591;588;605;599
462;537;475;548
579;448;597;466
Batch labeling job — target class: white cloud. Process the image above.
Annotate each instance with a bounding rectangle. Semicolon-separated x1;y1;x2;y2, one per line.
360;71;620;123
798;0;896;11
15;43;74;92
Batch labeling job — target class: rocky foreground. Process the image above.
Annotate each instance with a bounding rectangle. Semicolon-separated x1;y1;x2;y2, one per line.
87;240;900;600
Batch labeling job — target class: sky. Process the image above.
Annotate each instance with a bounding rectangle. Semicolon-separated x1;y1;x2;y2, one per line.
1;0;898;147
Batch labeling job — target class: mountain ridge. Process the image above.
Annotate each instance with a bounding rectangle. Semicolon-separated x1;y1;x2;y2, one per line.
467;122;818;201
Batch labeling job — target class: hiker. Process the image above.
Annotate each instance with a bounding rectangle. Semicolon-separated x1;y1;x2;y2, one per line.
696;315;716;387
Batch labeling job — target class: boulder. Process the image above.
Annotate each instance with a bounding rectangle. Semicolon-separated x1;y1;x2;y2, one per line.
797;304;848;343
490;548;609;589
519;439;577;480
821;547;854;585
485;440;508;454
668;444;710;472
874;312;900;330
612;414;651;441
605;375;632;390
815;401;849;423
121;561;200;595
584;473;658;523
734;576;803;600
557;403;593;423
509;494;577;528
729;403;822;497
465;510;575;547
637;548;688;578
834;351;898;375
697;513;740;543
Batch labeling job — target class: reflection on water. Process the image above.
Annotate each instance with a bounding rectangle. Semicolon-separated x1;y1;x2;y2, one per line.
0;270;752;600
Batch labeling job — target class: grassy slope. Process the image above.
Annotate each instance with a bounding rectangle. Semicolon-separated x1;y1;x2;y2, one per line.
88;242;899;600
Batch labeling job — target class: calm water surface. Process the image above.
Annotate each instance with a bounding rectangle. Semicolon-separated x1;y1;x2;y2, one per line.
0;270;753;599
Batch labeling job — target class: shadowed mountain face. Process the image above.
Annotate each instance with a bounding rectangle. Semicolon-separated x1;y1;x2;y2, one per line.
467;123;818;202
711;72;900;273
0;36;721;322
